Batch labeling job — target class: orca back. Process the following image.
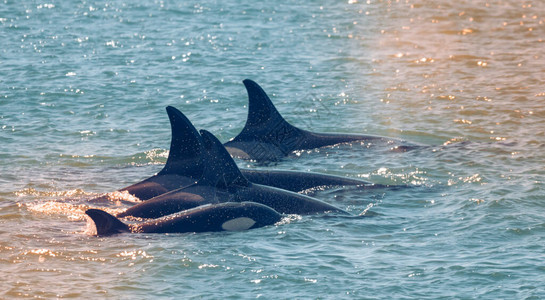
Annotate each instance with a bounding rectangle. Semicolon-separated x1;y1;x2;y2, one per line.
224;80;418;161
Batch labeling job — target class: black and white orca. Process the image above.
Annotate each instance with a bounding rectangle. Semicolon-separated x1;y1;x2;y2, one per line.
224;79;419;161
85;202;281;236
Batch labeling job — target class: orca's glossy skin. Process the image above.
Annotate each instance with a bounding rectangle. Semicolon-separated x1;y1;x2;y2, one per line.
224;79;419;161
85;202;282;236
116;129;347;219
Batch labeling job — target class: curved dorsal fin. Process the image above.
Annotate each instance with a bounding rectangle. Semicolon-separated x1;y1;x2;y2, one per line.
159;106;206;179
199;130;249;188
242;79;296;129
227;80;304;156
85;209;130;235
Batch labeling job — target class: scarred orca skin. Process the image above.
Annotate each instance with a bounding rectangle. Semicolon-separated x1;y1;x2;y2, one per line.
90;106;206;202
115;129;347;219
223;79;420;161
85;202;282;236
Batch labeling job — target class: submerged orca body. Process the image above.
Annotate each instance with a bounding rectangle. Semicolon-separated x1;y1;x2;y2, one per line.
241;169;377;192
224;79;418;161
85;202;281;236
90;106;206;202
116;128;347;219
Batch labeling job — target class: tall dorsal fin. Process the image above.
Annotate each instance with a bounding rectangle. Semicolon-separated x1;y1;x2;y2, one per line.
228;80;304;155
158;106;206;178
242;79;296;129
199;130;250;188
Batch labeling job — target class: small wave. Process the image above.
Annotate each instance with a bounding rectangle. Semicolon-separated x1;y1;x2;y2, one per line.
25;200;125;221
14;188;93;198
103;190;142;203
275;214;302;226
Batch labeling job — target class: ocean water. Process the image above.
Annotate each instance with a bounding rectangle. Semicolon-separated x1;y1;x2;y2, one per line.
1;0;544;298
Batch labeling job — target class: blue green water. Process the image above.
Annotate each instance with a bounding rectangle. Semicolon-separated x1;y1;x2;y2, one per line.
1;0;544;298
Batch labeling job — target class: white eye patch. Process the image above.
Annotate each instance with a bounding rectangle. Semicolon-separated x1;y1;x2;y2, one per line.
221;217;256;231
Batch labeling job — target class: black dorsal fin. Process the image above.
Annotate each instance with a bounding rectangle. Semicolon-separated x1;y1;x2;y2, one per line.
229;80;304;155
242;79;297;129
159;106;206;178
199;130;250;188
85;209;130;235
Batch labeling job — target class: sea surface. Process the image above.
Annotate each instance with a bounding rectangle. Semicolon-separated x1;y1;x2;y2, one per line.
1;0;544;298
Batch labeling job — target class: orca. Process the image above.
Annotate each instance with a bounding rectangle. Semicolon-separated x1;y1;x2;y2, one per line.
157;105;373;192
115;134;246;219
97;106;374;204
85;202;281;236
90;106;206;202
223;79;419;161
205;129;349;215
115;129;348;219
